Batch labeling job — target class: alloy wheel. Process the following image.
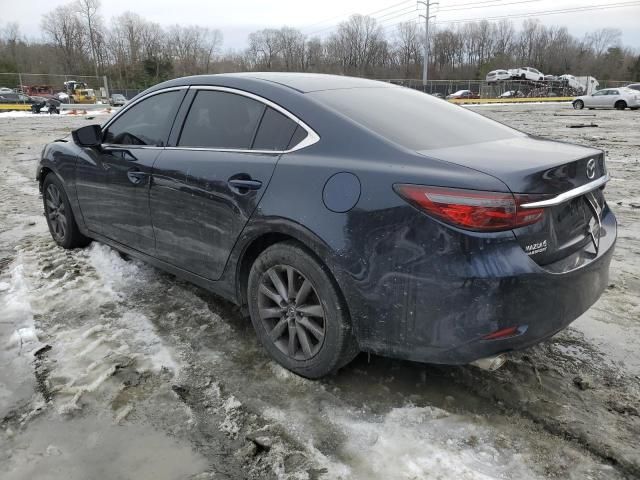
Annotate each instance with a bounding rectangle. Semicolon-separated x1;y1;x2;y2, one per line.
45;183;67;241
257;265;326;361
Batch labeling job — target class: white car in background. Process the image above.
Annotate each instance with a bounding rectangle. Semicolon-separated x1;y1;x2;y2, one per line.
486;70;511;83
573;87;640;110
509;67;544;81
560;74;583;91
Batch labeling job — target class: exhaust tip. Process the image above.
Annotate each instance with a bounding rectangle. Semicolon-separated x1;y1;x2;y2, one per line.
469;354;507;371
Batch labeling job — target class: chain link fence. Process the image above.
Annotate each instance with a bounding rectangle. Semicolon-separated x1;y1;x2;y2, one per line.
0;73;109;103
1;72;635;105
381;78;632;98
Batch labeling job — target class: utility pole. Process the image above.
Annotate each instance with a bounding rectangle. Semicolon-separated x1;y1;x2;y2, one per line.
418;0;437;89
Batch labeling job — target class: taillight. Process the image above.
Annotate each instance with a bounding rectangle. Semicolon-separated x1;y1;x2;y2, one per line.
394;184;546;232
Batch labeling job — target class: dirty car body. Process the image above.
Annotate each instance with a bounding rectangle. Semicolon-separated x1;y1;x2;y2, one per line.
37;73;616;370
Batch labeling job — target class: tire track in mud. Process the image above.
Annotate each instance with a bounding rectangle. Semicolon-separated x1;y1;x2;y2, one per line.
449;333;640;478
2;237;320;479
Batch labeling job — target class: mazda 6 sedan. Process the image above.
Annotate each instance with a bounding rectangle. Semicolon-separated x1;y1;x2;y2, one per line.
37;73;616;378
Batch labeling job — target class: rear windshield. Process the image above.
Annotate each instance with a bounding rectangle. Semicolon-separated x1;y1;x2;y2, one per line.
309;87;521;150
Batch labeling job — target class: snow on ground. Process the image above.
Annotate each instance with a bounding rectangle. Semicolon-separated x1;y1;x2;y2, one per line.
1;106;638;479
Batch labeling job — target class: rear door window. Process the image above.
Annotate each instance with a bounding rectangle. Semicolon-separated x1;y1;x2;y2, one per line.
178;90;265;149
104;90;184;146
252;107;299;150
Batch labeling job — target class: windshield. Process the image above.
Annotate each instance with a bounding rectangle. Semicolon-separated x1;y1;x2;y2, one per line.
308;86;521;150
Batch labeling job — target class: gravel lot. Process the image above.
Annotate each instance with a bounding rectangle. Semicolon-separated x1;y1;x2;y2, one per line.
1;104;638;479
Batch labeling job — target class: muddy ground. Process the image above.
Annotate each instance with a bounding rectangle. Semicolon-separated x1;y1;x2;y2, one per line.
0;104;638;479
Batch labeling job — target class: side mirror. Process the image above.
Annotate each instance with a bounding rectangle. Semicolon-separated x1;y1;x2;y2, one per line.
72;124;102;147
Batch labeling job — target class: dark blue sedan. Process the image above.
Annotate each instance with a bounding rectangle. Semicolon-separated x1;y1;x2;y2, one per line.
36;73;616;378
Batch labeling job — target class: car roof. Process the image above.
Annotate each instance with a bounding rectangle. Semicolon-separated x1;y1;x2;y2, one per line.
151;72;395;94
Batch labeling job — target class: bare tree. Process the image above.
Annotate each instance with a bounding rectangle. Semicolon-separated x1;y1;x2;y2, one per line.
75;0;103;76
393;21;421;77
248;29;282;69
584;28;622;57
41;4;87;73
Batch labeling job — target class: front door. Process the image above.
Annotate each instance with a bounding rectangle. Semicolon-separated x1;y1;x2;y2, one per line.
95;89;186;253
149;88;301;280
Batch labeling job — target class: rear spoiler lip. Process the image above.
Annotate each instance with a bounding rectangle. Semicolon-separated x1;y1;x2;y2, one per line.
520;174;610;209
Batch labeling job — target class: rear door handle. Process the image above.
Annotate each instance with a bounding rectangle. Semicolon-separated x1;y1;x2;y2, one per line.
228;178;263;191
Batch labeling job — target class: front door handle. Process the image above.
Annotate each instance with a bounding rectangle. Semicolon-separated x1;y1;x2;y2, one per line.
228;178;263;192
127;170;150;185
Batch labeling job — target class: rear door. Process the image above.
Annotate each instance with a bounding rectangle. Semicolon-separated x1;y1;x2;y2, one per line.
149;87;302;280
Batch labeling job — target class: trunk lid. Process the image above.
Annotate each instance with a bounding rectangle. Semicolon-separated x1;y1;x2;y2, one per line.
419;136;608;266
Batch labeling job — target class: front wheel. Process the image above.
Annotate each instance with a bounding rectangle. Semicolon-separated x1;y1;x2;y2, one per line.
573;100;584;109
247;241;358;378
42;174;91;249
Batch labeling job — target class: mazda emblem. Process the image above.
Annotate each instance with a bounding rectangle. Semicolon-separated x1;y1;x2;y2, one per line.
586;158;597;180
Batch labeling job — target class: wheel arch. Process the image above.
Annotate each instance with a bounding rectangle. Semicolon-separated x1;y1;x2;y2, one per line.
231;221;353;327
37;165;60;192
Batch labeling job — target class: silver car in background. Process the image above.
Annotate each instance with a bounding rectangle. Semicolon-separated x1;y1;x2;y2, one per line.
573;87;640;110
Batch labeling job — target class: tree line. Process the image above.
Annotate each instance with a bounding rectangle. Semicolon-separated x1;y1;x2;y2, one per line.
1;0;638;90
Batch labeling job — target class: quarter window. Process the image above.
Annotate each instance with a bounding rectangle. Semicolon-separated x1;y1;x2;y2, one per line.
104;90;184;146
179;91;265;149
253;107;299;151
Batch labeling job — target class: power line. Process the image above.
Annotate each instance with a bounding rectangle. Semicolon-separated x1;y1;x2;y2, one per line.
376;7;420;26
306;4;416;36
302;0;413;34
309;0;545;36
438;0;542;13
381;0;640;32
435;1;640;25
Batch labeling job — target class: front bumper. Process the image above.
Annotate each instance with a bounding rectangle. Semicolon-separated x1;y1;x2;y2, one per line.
348;206;616;365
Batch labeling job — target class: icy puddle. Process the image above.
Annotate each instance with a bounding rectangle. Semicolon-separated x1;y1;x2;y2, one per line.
0;238;627;479
3;414;208;480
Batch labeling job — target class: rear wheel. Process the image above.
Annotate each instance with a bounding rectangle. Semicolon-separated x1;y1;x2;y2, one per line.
247;241;358;378
42;174;91;249
573;100;584;110
615;100;627;110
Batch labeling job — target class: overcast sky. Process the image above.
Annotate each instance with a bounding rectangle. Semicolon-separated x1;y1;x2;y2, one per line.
4;0;640;50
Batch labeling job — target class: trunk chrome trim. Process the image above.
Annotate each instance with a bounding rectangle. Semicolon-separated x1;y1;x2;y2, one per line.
520;175;610;209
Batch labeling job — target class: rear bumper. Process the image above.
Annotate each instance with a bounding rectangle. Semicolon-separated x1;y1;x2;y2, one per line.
346;206;616;365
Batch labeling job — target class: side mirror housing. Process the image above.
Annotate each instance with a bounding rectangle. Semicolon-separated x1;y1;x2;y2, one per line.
72;124;102;147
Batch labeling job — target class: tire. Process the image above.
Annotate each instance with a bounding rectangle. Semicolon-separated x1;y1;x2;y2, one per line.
631;107;639;111
615;100;627;110
42;173;91;249
573;100;584;110
520;74;526;80
247;241;358;379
